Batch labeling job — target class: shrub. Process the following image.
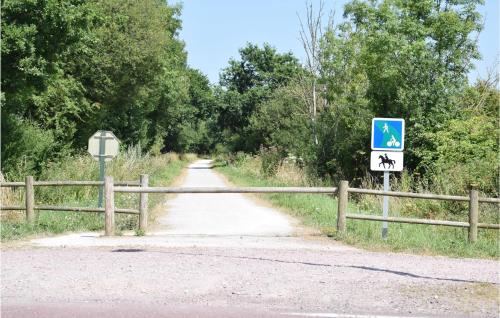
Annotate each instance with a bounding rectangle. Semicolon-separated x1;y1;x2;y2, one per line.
260;146;283;176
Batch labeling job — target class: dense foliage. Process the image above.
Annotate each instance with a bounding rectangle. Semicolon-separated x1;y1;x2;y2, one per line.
209;0;497;196
2;0;498;196
1;0;211;176
213;43;303;153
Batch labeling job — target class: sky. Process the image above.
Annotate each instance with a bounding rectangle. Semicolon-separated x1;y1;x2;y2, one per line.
172;0;499;85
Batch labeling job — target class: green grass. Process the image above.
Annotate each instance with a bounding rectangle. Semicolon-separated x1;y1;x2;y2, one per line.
216;160;499;259
1;149;195;241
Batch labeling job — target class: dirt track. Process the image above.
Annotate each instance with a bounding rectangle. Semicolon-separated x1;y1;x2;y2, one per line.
1;160;499;317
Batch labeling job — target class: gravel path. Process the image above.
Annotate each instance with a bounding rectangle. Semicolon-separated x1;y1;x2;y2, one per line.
2;160;499;317
155;159;295;236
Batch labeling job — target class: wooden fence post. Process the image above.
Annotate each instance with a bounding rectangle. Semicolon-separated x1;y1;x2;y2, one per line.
468;186;479;243
25;176;35;223
337;180;348;234
139;174;149;232
104;176;115;236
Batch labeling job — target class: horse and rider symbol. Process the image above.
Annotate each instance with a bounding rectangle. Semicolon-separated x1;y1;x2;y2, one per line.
379;153;396;169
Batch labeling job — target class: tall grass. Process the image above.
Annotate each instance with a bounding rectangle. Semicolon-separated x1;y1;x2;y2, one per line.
216;155;499;259
1;147;195;241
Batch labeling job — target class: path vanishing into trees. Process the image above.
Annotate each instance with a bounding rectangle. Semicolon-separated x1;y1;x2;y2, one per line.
155;159;295;237
2;160;499;317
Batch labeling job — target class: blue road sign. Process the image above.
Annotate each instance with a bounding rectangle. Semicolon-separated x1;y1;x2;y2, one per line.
371;118;405;151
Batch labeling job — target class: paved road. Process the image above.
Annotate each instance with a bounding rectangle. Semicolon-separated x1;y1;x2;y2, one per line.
2;160;499;317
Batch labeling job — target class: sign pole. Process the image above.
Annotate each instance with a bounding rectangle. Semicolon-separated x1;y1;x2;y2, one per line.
370;117;404;240
98;131;106;208
88;130;120;208
382;171;390;239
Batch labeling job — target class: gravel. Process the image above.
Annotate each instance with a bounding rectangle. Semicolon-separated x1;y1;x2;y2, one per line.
2;246;498;317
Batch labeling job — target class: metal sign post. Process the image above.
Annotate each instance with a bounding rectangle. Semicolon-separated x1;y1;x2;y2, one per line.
88;131;120;208
370;118;405;240
98;131;106;207
382;171;390;239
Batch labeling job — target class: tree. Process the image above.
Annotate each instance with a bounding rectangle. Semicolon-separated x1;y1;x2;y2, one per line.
249;83;313;160
415;76;499;196
298;0;333;145
79;0;188;149
1;0;98;173
175;69;217;153
1;0;195;175
317;24;372;180
340;0;483;169
312;0;484;181
217;43;302;152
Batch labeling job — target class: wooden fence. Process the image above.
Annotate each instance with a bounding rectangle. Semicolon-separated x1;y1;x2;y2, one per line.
1;176;499;242
336;181;500;243
0;175;149;231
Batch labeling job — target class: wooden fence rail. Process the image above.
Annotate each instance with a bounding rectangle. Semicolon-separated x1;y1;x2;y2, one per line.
348;188;500;204
345;214;500;229
113;186;338;194
0;181;140;187
337;181;499;243
1;177;498;242
0;205;139;214
0;176;147;234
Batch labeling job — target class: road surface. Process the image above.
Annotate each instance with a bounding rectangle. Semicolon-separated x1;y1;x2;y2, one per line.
2;160;499;317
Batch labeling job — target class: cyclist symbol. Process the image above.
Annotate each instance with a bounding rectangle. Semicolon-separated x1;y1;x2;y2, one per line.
386;135;401;147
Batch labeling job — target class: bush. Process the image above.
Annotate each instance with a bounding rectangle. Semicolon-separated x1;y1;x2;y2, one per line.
417;113;499;197
260;146;283;176
1;115;58;179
